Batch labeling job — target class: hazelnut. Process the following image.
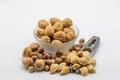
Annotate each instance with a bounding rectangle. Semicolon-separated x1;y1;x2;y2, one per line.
55;57;62;64
66;32;76;41
31;55;38;61
37;47;44;53
45;59;53;65
36;28;45;38
44;53;51;59
22;47;32;57
30;42;40;51
40;36;51;43
22;57;33;68
80;66;89;76
51;40;62;45
56;51;63;57
75;47;81;52
45;25;55;37
77;51;82;57
44;65;50;71
63;28;74;34
62;18;73;28
53;31;67;42
51;54;57;59
53;22;63;32
28;66;35;73
50;17;61;26
79;38;85;43
34;59;45;71
37;53;43;59
38;20;49;29
61;55;67;61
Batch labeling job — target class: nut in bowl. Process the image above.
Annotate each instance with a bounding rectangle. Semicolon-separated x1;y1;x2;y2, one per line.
33;18;79;53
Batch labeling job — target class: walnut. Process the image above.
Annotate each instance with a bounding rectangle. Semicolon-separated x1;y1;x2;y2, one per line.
22;57;33;68
53;22;63;32
66;32;76;41
34;59;45;71
36;28;45;38
51;40;62;45
30;42;40;51
40;36;51;43
38;20;49;29
62;18;73;28
50;17;61;26
22;47;32;57
53;31;66;42
45;25;54;37
63;28;74;34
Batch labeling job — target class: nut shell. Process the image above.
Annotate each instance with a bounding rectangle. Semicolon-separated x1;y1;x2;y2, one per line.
50;17;61;26
34;59;45;71
45;25;54;37
38;20;49;29
22;57;33;68
40;36;51;43
53;22;63;32
62;18;73;28
36;28;45;38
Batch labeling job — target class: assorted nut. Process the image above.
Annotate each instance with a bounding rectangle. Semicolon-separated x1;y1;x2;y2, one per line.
36;17;76;43
22;17;97;76
22;38;96;76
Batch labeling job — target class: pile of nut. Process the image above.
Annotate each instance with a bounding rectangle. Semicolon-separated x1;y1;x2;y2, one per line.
36;17;76;43
22;38;96;76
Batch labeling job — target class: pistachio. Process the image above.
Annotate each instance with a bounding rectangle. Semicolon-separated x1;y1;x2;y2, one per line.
87;58;96;66
87;65;96;73
72;63;81;70
77;57;88;65
58;62;66;72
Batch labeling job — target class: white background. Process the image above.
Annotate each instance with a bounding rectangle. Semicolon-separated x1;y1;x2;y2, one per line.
0;0;120;80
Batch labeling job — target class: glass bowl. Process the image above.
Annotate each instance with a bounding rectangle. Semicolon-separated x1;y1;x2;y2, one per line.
33;25;79;53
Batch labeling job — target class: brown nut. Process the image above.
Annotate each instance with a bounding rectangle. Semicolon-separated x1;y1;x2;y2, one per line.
70;56;78;64
28;66;35;73
80;66;89;76
87;65;96;73
51;40;62;45
22;47;32;57
30;42;40;51
51;54;57;59
40;36;51;43
75;47;81;52
62;18;73;28
59;66;70;75
72;63;81;70
50;63;59;74
77;51;83;57
66;32;76;41
44;53;51;59
56;51;63;57
38;20;49;29
38;47;44;53
61;55;67;61
55;57;62;64
77;57;88;65
36;28;45;38
53;22;63;32
82;51;90;60
79;38;85;43
45;59;53;65
50;17;61;26
44;65;50;71
31;55;38;61
63;28;74;34
22;57;33;68
53;31;66;42
34;59;45;71
87;58;96;66
45;25;55;37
